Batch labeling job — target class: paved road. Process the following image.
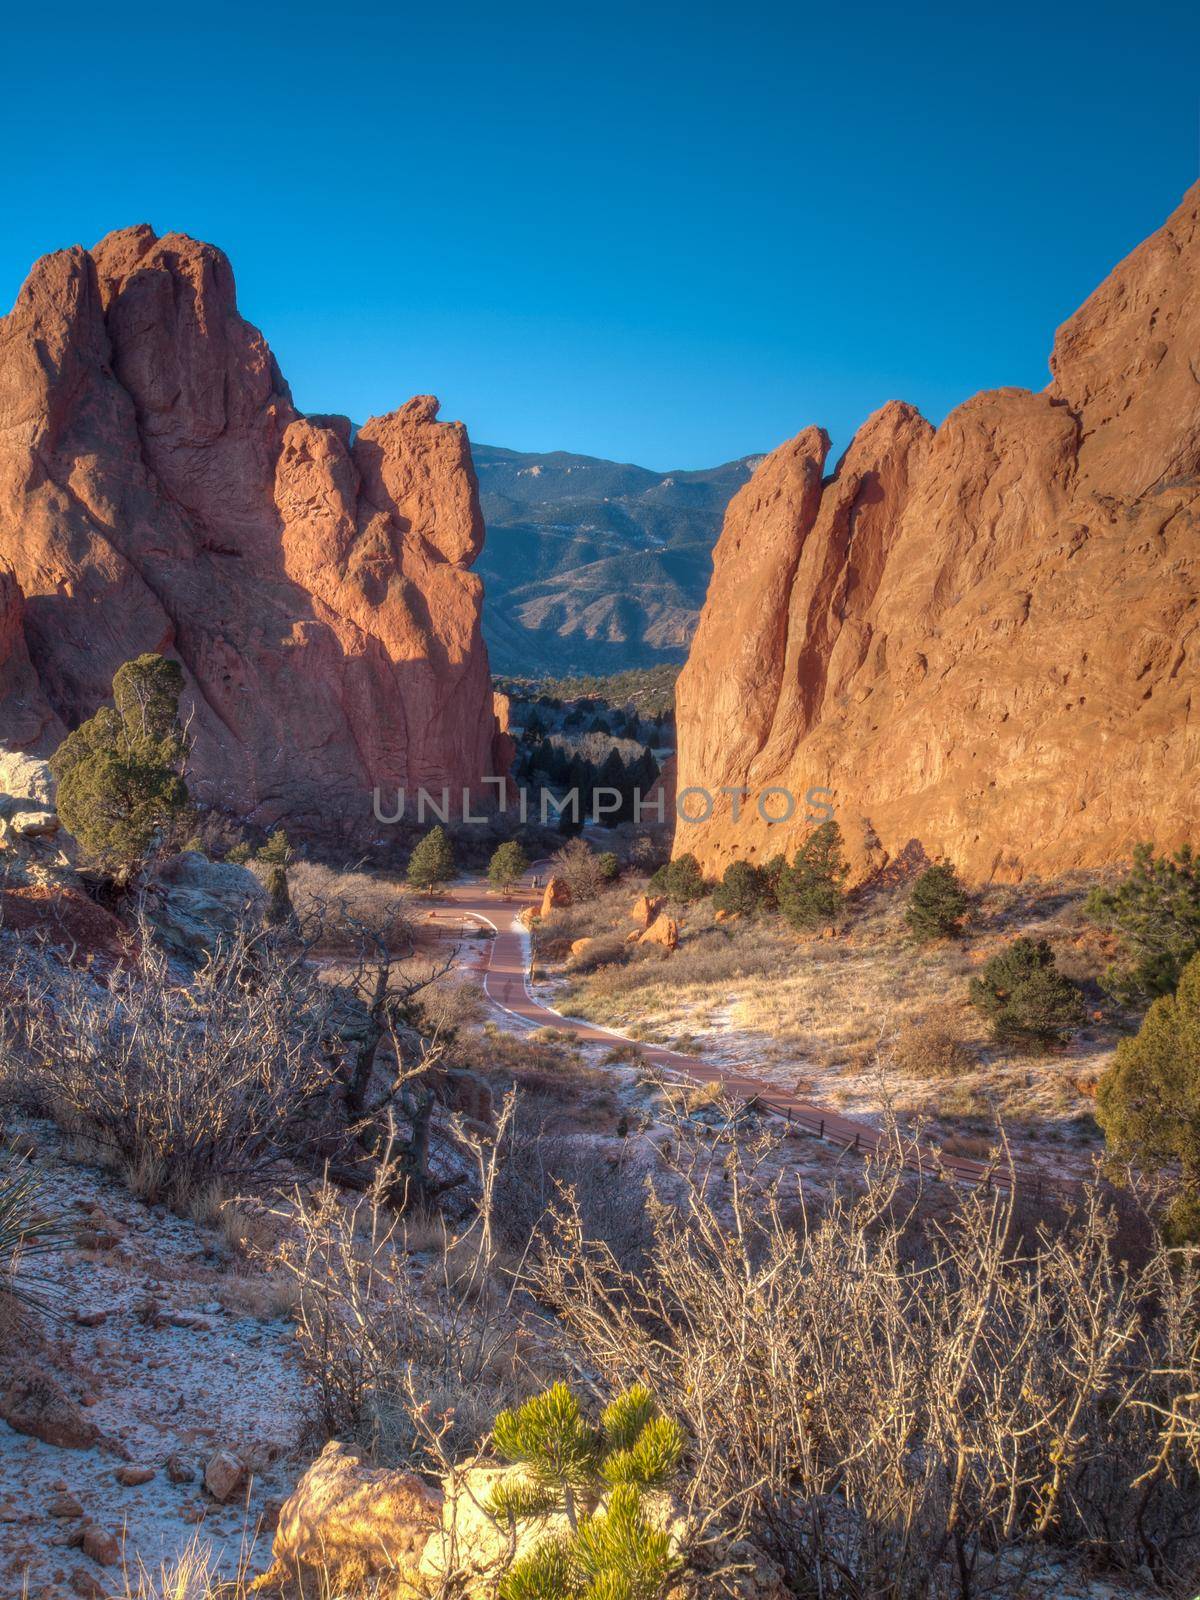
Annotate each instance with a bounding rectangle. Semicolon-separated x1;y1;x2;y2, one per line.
417;872;1067;1199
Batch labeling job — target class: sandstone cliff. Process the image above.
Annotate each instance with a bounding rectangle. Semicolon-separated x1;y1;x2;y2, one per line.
0;225;504;835
675;182;1200;881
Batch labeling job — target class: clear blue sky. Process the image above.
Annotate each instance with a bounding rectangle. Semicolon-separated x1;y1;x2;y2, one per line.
2;0;1197;470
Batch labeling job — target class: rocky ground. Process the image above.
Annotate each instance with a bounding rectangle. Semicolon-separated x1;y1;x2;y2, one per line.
0;1116;302;1598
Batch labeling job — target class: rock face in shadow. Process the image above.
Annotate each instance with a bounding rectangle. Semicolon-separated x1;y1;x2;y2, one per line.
674;181;1200;882
0;225;503;837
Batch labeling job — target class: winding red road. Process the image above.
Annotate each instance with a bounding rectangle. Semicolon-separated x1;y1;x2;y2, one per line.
420;872;1067;1199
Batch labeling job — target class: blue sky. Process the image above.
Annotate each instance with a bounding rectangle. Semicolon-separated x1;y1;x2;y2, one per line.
2;0;1197;469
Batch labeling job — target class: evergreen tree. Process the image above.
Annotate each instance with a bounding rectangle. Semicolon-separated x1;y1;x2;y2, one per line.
1096;950;1200;1241
597;851;621;883
1086;842;1200;1002
757;854;786;912
905;862;969;940
488;1383;684;1600
595;747;629;822
407;825;455;894
712;859;763;915
50;653;191;873
263;862;294;927
664;852;707;902
776;821;849;930
969;936;1084;1047
257;827;292;866
488;839;529;893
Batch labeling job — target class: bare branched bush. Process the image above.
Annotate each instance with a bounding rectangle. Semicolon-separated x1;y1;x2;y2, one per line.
492;1100;653;1270
531;1131;1200;1597
270;1098;544;1464
288;859;412;952
0;925;347;1207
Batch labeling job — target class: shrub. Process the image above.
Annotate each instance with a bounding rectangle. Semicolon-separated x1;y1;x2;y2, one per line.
969;937;1084;1047
776;820;849;930
893;1007;975;1077
489;840;530;893
553;838;607;904
49;653;191;873
1096;950;1200;1240
407;825;456;894
490;1383;683;1600
712;859;762;916
596;851;621;883
1086;842;1200;1002
3;929;344;1208
0;1152;61;1311
534;1133;1200;1596
905;862;969;940
663;852;706;903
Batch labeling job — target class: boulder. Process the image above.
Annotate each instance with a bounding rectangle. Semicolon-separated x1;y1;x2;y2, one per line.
569;936;598;961
146;851;267;962
629;893;665;929
0;229;498;839
540;875;571;916
265;1440;440;1592
0;749;55;807
672;180;1200;883
639;912;679;952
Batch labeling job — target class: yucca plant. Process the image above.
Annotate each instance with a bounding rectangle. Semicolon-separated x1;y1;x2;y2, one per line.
490;1383;684;1600
0;1149;63;1312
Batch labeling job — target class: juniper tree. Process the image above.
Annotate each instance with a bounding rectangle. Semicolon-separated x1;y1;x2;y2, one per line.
1097;950;1200;1241
663;852;706;903
406;826;456;895
1086;842;1200;1003
597;851;621;883
49;653;191;874
488;1383;684;1600
906;862;970;940
777;820;849;930
968;936;1084;1048
712;859;762;916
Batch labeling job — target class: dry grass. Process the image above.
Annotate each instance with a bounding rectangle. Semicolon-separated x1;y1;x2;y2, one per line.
540;876;1122;1155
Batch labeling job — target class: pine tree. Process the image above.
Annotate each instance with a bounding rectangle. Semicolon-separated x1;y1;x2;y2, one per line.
968;936;1084;1047
257;828;292;866
905;862;969;940
712;859;762;915
50;653;191;874
489;839;529;893
1085;842;1200;1002
488;1383;684;1600
776;821;849;930
406;825;455;894
1096;950;1200;1241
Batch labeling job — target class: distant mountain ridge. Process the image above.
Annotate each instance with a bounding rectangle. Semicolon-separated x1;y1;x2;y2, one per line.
473;443;762;675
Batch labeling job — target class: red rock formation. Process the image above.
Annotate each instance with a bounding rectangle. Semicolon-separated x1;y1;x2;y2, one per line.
0;570;59;752
0;226;504;836
675;182;1200;882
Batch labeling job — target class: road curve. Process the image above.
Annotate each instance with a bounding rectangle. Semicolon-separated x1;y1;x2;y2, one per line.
419;873;1068;1200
